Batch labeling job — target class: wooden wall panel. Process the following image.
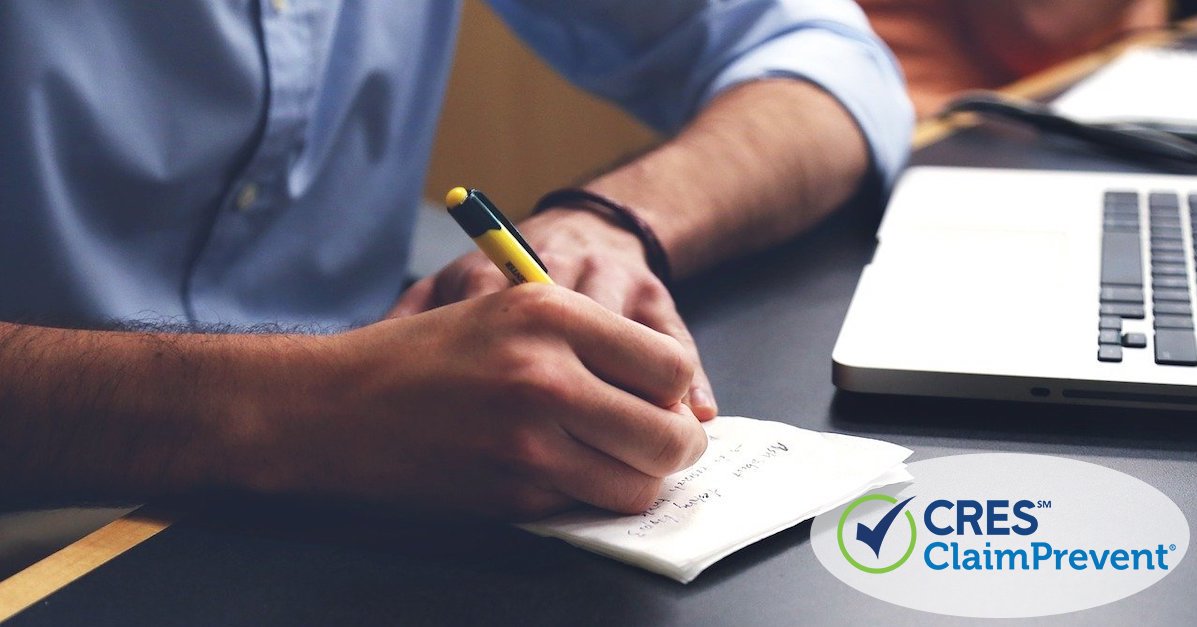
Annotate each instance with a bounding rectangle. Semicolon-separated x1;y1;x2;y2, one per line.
424;0;659;217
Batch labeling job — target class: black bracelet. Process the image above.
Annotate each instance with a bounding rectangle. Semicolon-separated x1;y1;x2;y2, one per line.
531;188;673;289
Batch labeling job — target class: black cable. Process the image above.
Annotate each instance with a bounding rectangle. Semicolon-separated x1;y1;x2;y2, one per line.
940;92;1197;166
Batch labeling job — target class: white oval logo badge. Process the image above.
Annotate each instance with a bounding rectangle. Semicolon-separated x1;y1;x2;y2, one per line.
811;454;1189;618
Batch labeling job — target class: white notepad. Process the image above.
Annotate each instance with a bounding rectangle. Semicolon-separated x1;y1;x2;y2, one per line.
520;416;912;583
1052;46;1197;128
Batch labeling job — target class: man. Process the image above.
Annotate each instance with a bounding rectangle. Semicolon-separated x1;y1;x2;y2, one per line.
0;1;911;526
860;0;1168;116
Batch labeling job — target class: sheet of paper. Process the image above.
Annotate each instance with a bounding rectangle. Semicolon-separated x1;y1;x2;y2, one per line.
1051;46;1197;128
519;416;912;583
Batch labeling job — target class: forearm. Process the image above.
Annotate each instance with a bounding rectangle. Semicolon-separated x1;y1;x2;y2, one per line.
962;0;1154;76
0;322;300;503
585;79;869;279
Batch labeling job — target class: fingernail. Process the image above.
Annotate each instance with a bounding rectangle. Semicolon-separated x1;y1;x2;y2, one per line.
690;388;717;418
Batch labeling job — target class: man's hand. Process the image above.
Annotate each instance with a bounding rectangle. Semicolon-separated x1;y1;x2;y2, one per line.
389;208;718;421
390;79;875;425
0;286;706;520
263;284;708;520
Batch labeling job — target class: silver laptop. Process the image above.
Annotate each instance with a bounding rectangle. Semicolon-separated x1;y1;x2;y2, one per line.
833;166;1197;409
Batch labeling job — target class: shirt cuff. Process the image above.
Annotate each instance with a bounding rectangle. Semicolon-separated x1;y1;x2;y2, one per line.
701;25;915;190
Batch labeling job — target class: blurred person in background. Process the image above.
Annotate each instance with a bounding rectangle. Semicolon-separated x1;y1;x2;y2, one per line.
861;0;1178;116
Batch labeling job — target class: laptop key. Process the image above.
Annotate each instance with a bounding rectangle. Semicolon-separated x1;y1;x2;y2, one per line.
1154;315;1195;329
1100;303;1145;318
1152;252;1187;264
1149;192;1180;209
1099;330;1121;344
1098;345;1123;362
1152;264;1189;277
1099;315;1123;330
1100;231;1143;286
1155;302;1193;316
1150;227;1184;241
1153;276;1189;289
1100;286;1144;303
1153;288;1194;302
1106;191;1134;208
1122;332;1148;348
1155;329;1197;366
1104;220;1138;232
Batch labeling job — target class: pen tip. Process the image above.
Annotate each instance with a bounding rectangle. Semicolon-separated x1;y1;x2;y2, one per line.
445;187;469;208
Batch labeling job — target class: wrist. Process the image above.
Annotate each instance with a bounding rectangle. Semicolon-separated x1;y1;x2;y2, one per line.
527;205;646;255
532;188;672;287
5;328;325;499
186;332;346;496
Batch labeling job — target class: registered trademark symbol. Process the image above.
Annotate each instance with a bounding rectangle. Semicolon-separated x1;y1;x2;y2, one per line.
1170;544;1177;551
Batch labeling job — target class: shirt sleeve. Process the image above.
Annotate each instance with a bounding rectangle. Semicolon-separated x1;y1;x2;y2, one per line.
486;0;914;188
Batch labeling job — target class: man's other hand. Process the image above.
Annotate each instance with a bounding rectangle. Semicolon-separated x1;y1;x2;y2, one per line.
389;209;717;421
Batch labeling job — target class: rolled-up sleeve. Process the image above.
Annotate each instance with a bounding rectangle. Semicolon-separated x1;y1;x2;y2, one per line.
487;0;914;187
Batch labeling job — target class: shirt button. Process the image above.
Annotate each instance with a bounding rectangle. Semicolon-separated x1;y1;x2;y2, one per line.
235;183;258;212
270;0;289;13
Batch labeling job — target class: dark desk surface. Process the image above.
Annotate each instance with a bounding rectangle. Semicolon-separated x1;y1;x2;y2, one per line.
7;121;1197;627
8;55;1197;627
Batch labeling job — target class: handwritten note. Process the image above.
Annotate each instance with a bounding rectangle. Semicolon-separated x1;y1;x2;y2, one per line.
519;416;912;583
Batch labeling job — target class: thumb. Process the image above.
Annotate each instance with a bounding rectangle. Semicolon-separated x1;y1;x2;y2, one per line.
387;277;436;319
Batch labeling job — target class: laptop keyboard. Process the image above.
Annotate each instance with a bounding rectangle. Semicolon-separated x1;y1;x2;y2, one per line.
1098;190;1197;365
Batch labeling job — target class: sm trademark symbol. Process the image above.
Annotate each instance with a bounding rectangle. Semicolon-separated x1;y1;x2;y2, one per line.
1036;500;1052;509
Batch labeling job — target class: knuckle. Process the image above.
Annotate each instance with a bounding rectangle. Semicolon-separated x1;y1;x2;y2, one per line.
687;425;708;465
497;425;554;477
663;338;695;394
637;278;672;304
506;358;573;408
460;264;501;295
504;283;576;326
537;251;575;274
649;423;691;476
430;272;455;305
648;419;706;476
621;477;664;513
491;337;540;373
669;319;696;344
579;254;603;277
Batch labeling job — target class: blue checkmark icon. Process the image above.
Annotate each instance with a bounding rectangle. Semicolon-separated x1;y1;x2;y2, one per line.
856;496;916;558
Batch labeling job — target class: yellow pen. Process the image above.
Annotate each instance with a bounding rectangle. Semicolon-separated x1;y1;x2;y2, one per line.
444;187;554;285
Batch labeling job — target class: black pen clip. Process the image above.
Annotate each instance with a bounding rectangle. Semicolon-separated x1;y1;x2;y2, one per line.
470;190;550;274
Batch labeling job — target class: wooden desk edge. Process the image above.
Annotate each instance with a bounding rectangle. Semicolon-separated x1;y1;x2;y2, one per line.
0;511;169;621
1;18;1193;625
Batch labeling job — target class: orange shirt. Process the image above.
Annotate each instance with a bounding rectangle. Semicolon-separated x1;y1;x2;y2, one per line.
860;0;1167;117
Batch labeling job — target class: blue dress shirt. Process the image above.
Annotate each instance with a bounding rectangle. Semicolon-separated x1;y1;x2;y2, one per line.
0;0;911;329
